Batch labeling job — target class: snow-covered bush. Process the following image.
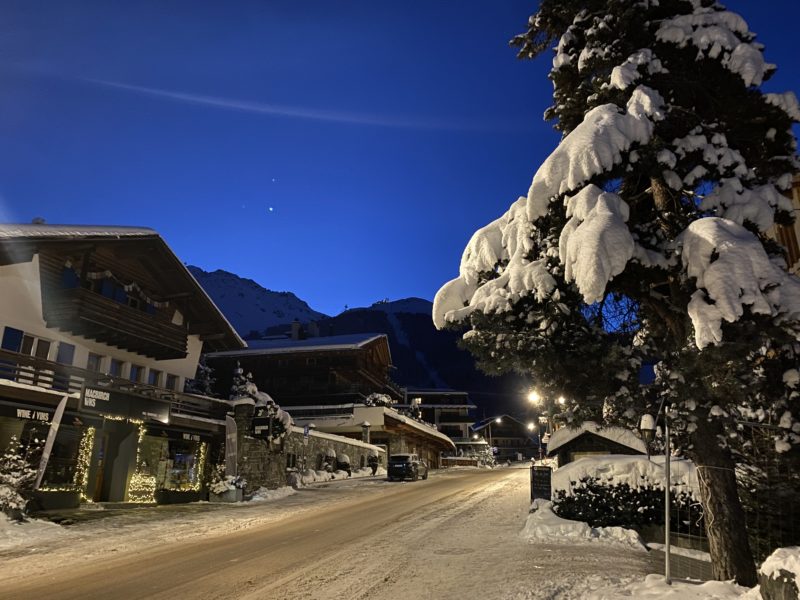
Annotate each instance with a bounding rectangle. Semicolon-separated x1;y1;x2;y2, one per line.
552;476;702;534
364;393;393;407
0;436;38;521
209;464;246;495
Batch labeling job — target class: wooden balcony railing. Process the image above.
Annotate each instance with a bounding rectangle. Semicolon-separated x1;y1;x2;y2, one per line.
42;287;188;360
0;349;229;421
436;412;475;424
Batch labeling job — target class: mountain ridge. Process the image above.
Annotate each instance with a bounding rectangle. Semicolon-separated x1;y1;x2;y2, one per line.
191;266;523;414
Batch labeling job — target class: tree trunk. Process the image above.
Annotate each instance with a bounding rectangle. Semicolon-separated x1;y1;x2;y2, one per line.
691;419;757;587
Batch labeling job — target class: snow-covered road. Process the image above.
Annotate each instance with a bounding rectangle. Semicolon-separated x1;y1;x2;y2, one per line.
1;467;661;599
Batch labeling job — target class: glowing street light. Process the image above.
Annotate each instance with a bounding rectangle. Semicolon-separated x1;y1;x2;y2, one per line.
527;390;541;405
489;417;502;452
557;395;566;405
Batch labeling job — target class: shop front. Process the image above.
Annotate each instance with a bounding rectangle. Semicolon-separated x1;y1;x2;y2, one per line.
0;393;100;510
78;385;212;504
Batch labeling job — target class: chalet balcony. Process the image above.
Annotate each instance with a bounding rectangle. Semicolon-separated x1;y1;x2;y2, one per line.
42;287;188;360
0;348;229;421
436;412;475;424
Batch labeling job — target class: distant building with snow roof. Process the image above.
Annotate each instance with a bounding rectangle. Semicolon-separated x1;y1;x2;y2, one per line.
205;332;454;467
546;421;647;466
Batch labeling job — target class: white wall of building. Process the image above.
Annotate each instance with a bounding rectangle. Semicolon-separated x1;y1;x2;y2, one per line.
0;256;203;389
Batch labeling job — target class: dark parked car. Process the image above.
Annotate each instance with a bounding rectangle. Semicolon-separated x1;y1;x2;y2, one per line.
387;453;428;481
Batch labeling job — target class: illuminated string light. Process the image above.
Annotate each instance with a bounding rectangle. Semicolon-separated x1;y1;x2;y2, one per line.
74;427;95;501
126;420;156;503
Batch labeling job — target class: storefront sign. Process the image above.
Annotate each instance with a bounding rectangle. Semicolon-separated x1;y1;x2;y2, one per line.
0;404;52;422
145;426;210;443
251;415;273;439
81;385;170;423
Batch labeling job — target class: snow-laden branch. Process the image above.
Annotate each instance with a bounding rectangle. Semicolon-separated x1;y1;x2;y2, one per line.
678;217;800;348
526;86;665;220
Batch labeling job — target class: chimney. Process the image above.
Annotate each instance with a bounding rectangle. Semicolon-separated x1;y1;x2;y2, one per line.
307;321;319;338
291;320;301;340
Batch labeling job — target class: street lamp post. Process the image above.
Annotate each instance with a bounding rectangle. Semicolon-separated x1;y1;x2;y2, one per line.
527;422;537;460
640;407;671;585
488;417;502;454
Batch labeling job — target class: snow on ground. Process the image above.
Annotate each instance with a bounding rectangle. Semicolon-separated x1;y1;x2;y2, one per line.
0;475;395;581
248;485;297;503
521;499;645;551
585;573;759;599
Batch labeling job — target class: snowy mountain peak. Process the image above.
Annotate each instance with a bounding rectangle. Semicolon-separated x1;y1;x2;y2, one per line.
187;266;328;335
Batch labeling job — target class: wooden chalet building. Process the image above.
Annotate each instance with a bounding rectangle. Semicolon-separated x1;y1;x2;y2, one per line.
205;333;455;466
0;224;244;508
546;422;647;466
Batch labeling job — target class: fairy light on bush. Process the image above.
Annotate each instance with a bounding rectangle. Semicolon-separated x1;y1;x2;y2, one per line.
189;442;208;492
126;420;156;503
73;427;95;501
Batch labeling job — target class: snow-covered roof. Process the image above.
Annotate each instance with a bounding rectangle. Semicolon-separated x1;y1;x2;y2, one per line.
552;454;698;495
547;422;647;455
472;414;531;433
292;406;455;450
209;333;387;357
0;224;158;239
384;409;456;449
0;223;245;351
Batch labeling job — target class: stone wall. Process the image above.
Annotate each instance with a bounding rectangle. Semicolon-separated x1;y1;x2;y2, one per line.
232;403;384;490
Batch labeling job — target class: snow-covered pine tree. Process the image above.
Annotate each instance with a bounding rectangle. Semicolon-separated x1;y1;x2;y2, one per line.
229;362;258;401
184;356;216;396
0;436;38;521
434;0;799;586
229;363;293;443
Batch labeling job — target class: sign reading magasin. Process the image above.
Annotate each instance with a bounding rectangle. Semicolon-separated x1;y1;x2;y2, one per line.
81;386;170;424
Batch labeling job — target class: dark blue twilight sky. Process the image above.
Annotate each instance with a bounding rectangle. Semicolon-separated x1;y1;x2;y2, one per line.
0;1;798;316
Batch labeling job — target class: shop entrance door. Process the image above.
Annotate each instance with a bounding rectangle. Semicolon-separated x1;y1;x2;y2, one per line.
91;420;138;502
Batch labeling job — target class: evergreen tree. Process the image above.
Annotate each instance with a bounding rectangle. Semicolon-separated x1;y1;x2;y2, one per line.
184;356;216;396
0;436;38;520
229;362;257;401
434;0;799;585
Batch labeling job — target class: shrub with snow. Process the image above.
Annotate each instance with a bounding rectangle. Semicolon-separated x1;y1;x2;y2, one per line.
0;436;38;521
209;464;246;495
553;476;702;534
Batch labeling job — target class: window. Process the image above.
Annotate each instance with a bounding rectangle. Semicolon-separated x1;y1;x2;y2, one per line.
165;374;178;391
1;327;24;352
109;359;124;377
86;353;103;372
286;453;297;469
55;342;75;366
147;369;162;387
130;364;144;383
21;335;52;360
